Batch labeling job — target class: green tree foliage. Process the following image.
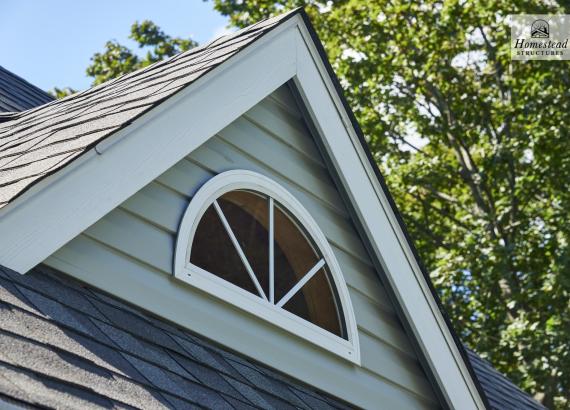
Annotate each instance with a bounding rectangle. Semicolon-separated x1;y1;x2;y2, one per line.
49;86;77;99
212;1;569;408
87;20;197;85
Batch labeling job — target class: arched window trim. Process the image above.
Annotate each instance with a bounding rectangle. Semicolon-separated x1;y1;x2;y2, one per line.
174;170;360;364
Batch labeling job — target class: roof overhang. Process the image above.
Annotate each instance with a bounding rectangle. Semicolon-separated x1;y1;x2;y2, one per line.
0;11;486;409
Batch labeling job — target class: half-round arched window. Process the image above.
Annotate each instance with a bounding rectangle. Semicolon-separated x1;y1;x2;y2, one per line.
174;170;360;363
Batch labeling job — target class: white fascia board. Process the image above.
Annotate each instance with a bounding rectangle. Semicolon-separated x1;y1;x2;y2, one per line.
0;13;483;408
0;18;297;274
292;21;485;410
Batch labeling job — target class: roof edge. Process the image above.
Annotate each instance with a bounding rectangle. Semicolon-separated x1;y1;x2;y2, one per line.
293;8;490;409
0;9;300;272
0;9;302;211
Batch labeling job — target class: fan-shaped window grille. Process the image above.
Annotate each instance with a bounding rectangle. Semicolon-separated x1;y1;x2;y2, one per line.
174;170;360;363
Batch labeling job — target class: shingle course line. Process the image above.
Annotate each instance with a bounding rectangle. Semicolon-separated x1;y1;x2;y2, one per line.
0;359;143;410
0;35;254;144
0;151;78;189
0;81;47;109
0;327;217;410
0;126;121;167
0;105;150;169
2;264;340;406
0;67;53;102
0;12;295;208
1;144;95;173
0;24;267;134
0;285;309;409
0;93;153;151
0;391;50;410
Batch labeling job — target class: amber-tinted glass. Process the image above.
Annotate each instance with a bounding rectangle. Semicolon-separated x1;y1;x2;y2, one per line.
190;189;345;338
282;268;342;336
217;191;270;296
273;205;343;337
190;205;258;295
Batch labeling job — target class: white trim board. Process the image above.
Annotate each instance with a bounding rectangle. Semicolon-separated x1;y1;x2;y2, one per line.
0;13;484;409
292;22;485;409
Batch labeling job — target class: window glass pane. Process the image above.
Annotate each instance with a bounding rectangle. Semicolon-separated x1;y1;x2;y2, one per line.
217;191;269;296
282;267;343;337
190;204;259;295
273;204;320;302
189;189;345;339
273;204;345;339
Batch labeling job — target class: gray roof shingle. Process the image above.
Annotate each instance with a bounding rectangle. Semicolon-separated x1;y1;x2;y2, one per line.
466;349;547;410
0;11;299;209
0;66;54;113
0;263;548;409
0;264;351;409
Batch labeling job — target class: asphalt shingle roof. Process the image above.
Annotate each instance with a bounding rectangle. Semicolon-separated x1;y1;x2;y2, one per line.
0;264;353;410
0;66;54;113
466;350;546;410
0;263;548;409
0;10;298;209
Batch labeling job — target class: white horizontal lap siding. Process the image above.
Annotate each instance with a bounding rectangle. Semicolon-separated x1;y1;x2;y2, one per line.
45;86;438;409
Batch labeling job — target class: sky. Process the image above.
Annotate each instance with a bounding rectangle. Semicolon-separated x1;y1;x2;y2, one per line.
0;0;230;92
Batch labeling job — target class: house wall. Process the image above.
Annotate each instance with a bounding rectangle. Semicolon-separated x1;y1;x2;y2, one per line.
45;85;439;409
